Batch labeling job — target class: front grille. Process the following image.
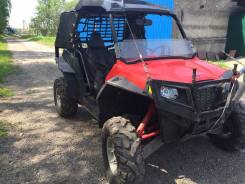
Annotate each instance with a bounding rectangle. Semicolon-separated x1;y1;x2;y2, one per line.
193;86;224;111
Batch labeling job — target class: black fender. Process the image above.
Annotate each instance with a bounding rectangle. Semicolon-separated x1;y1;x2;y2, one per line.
96;76;151;127
97;76;146;100
57;49;86;100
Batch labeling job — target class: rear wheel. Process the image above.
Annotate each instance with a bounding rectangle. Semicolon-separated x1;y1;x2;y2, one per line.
102;117;145;184
54;78;78;117
208;102;245;151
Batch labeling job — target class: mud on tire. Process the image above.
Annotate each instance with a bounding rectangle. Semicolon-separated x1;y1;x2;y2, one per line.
54;78;78;117
208;101;245;151
102;117;145;184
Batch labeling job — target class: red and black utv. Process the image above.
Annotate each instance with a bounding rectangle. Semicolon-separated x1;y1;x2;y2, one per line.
54;0;245;183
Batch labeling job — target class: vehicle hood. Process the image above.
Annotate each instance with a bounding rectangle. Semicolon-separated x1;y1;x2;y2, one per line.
106;58;227;90
146;58;226;82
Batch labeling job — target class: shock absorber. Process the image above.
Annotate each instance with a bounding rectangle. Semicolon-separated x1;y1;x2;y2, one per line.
136;103;160;140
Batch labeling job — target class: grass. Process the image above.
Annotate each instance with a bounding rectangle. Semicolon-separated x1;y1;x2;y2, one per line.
0;87;14;97
0;35;15;98
20;35;55;47
0;35;14;82
19;34;35;39
215;62;231;69
209;61;231;69
0;121;9;137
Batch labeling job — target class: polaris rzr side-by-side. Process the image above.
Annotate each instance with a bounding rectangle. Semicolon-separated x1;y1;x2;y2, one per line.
53;0;245;183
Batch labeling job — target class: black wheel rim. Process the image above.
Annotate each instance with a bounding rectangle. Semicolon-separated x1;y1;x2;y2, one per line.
106;137;118;175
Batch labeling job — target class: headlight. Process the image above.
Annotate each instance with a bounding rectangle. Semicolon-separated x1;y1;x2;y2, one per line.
223;83;231;93
160;86;179;100
219;82;231;93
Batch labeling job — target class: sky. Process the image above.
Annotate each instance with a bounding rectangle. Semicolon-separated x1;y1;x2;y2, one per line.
9;0;38;29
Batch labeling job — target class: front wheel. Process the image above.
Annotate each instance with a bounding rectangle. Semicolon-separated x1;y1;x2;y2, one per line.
208;102;245;151
102;117;145;184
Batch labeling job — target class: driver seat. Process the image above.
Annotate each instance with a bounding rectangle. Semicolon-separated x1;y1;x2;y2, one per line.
86;31;114;94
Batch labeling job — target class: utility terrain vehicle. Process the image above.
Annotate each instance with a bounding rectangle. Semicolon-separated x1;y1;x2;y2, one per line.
54;0;245;183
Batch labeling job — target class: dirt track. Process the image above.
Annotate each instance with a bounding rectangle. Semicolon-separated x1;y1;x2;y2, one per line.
0;38;245;184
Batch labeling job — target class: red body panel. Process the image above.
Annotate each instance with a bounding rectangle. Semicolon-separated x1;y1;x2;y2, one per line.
106;57;226;90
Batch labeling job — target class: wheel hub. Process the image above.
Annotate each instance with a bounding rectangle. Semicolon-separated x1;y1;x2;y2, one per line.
56;90;61;109
106;137;118;175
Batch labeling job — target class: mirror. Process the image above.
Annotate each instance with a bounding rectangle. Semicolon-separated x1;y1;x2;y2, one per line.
136;18;152;26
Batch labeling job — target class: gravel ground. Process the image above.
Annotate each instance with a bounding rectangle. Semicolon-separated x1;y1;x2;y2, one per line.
0;38;245;184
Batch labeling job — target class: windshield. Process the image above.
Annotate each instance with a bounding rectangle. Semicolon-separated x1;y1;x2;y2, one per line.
117;14;196;62
119;39;195;62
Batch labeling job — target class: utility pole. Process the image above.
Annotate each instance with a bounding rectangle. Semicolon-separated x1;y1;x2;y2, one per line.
23;20;26;33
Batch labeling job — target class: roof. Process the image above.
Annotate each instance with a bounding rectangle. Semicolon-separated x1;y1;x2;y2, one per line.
75;0;170;14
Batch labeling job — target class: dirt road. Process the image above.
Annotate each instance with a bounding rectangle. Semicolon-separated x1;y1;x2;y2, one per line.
0;38;245;184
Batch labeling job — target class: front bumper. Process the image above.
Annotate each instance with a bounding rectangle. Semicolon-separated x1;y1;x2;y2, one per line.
150;79;234;122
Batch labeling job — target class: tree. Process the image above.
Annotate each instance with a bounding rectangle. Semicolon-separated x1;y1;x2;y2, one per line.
30;0;78;36
30;0;65;36
64;0;78;11
0;0;11;33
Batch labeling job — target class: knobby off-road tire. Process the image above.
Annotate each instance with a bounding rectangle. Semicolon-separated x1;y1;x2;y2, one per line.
54;78;78;117
102;117;145;184
208;102;245;151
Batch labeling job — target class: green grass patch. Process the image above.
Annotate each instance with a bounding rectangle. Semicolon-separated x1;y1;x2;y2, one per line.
38;37;55;47
0;35;14;82
0;34;15;98
20;35;55;47
209;61;231;69
0;87;14;98
0;121;9;137
216;62;231;69
19;34;35;39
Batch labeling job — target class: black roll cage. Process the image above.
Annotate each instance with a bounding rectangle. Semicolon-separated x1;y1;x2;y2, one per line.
55;10;188;61
54;8;189;93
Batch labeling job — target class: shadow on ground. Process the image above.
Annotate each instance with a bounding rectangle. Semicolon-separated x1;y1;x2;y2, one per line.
1;37;245;184
0;107;107;184
1;104;245;184
144;138;245;184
